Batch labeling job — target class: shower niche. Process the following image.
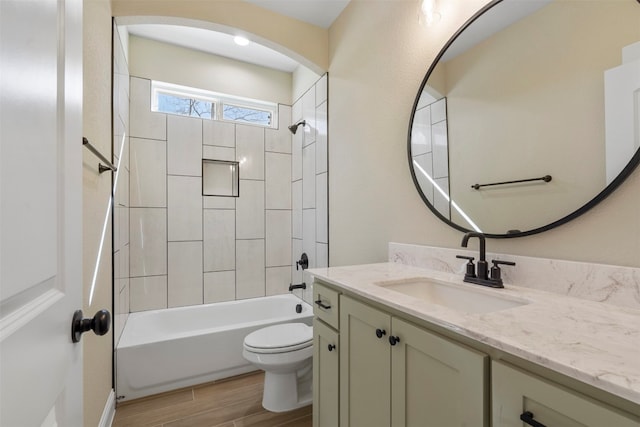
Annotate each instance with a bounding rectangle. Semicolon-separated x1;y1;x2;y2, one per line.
203;159;239;197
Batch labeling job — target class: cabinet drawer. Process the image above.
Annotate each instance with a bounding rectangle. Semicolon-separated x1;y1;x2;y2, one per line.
313;281;340;329
492;361;639;427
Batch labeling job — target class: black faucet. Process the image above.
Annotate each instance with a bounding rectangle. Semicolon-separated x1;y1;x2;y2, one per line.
461;232;489;281
457;232;515;288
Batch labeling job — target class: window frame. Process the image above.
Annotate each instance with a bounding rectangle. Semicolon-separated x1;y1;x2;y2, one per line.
151;80;278;128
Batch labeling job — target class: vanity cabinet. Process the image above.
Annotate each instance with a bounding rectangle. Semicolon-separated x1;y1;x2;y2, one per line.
313;283;341;427
492;361;638;427
339;295;488;427
313;318;339;427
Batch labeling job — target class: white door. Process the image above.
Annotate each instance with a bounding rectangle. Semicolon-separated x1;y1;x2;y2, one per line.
0;0;83;425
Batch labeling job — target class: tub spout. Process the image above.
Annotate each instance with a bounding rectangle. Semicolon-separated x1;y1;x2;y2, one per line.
289;282;307;291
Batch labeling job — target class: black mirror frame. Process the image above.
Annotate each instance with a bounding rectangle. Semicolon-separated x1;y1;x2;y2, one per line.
407;0;640;239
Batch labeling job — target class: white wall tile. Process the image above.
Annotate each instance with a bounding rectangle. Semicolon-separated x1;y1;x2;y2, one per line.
203;120;235;147
414;153;434;205
292;180;302;239
121;244;130;283
315;102;327;174
168;176;202;241
266;153;291;209
266;266;292;296
130;77;166;140
130;208;167;277
204;209;235;272
411;106;432;156
316;243;328;268
119;207;129;251
168;241;203;308
266;104;292;153
130;137;166;207
431;98;447;124
266;210;291;267
236;125;264;180
432;121;449;179
236;180;264;239
167;115;202;176
291;238;303;284
316;74;327;106
302;89;316;146
434;177;450;219
236;240;265;299
130;275;167;312
292;128;303;181
203;145;235;162
292;99;302;122
115;281;129;345
303;143;316;209
114;208;121;251
116;167;130;208
303;209;316;268
204;271;236;303
204;196;236;209
316;173;328;244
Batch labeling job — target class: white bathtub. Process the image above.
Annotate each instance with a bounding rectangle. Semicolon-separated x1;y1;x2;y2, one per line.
116;294;313;401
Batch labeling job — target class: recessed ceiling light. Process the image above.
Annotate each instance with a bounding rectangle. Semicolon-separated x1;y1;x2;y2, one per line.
234;36;250;46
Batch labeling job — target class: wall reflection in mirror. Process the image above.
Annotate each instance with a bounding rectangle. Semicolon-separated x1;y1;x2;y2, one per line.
409;0;640;237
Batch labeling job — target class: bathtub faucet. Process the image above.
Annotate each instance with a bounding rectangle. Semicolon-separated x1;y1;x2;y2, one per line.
296;253;309;271
289;282;307;291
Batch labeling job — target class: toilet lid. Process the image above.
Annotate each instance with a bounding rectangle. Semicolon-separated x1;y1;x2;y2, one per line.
244;323;312;354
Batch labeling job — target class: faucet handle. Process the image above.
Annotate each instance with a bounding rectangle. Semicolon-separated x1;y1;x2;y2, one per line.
456;255;476;279
492;260;515;266
490;259;516;282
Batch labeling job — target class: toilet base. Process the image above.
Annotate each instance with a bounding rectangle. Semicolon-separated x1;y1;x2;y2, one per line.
262;365;312;412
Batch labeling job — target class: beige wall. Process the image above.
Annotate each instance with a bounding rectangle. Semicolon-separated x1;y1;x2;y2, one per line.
327;0;640;268
112;0;328;74
83;0;114;425
129;35;293;105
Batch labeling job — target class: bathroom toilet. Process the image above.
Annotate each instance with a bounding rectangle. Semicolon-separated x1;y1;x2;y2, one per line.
242;323;313;412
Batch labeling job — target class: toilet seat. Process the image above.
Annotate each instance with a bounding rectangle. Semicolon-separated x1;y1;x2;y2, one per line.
244;323;312;354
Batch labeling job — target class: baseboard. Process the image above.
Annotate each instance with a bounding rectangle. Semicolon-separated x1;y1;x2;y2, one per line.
98;389;116;427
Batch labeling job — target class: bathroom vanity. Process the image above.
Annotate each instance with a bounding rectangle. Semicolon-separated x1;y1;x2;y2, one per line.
310;262;640;427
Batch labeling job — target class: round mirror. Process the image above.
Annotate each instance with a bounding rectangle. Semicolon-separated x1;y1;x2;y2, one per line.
408;0;640;238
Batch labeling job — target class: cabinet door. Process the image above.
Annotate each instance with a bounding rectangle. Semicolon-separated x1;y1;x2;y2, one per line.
313;319;340;427
492;361;639;427
340;296;392;427
391;318;488;427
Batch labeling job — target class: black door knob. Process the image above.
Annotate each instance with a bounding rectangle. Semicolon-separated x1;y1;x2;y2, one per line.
71;309;111;343
328;344;336;352
389;335;400;346
375;328;386;338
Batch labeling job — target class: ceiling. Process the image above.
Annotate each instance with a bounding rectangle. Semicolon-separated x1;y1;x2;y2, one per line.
243;0;350;29
124;0;350;73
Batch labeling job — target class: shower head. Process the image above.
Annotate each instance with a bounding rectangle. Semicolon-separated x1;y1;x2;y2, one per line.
287;120;306;135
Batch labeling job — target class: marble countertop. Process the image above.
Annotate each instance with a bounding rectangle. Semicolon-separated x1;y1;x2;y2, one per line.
308;262;640;405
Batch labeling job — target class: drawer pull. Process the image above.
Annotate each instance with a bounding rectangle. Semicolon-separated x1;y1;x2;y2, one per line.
389;335;400;346
315;299;331;310
328;344;336;352
520;411;546;427
375;328;387;338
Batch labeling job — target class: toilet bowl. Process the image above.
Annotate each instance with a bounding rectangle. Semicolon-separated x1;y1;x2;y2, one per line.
242;322;313;412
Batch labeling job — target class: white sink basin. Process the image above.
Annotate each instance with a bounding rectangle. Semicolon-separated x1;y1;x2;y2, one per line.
374;277;528;314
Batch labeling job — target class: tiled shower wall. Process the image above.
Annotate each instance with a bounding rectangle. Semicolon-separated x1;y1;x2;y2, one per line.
293;75;329;304
126;75;328;312
112;25;130;344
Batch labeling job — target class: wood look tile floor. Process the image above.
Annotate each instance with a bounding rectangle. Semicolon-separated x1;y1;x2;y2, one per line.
112;371;312;427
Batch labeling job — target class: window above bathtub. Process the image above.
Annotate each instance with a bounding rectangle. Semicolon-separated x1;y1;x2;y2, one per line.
151;80;277;128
